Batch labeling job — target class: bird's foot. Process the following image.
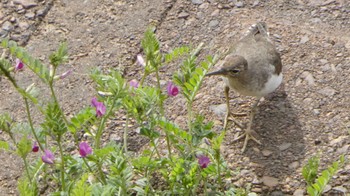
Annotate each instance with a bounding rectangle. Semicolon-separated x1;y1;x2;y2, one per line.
224;114;245;130
233;129;261;153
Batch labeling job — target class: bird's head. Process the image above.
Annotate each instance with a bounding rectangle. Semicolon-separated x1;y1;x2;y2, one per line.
206;55;248;78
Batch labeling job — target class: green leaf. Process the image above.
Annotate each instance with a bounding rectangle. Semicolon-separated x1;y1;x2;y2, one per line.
165;46;190;63
41;101;67;138
2;39;50;83
0;141;9;151
16;135;31;158
140;127;160;139
70;174;92;196
49;42;68;67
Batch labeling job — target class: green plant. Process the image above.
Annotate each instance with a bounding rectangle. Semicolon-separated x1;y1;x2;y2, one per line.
0;28;247;195
302;155;345;196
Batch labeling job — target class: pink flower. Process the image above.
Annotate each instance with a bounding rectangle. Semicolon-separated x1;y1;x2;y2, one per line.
91;97;106;117
197;155;210;169
42;150;55;164
167;82;179;97
136;54;145;67
32;142;39;152
79;141;92;157
129;79;139;88
15;59;24;71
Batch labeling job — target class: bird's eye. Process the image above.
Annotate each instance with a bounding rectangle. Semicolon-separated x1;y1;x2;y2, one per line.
231;69;240;73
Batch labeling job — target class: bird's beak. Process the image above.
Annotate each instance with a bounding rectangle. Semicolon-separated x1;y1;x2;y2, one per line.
206;69;226;76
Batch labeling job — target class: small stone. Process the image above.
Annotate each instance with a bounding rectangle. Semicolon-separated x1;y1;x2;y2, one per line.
235;1;244;8
293;189;304;196
319;59;328;65
211;9;220;16
262;149;273;156
278;142;292;151
336;144;349;154
270;191;284;196
209;19;219;28
198;2;209;9
18;21;29;30
318;87;336;96
13;0;38;9
332;186;347;193
300;35;309;44
252;0;260;7
2;21;13;31
262;176;279;187
178;11;190;19
303;71;315;86
323;185;332;193
191;0;203;5
25;12;35;19
209;104;227;116
248;192;259;196
289;161;299;169
10;17;16;23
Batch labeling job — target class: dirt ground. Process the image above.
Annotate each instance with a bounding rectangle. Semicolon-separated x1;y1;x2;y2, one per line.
1;0;350;195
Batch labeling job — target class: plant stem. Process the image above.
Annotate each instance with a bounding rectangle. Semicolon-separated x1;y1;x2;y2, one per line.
22;157;32;184
187;102;194;152
216;151;222;189
123;115;129;153
95;96;117;149
57;139;65;191
24;99;45;151
97;161;107;184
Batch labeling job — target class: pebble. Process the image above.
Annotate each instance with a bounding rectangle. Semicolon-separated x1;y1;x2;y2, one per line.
209;19;219;28
288;161;299;169
318;87;336;96
235;1;244;8
300;35;309;44
209;104;227;116
262;176;279;187
178;11;190;19
25;12;35;19
2;21;13;31
270;191;284;196
302;71;315;86
198;3;209;9
211;9;220;17
262;149;273;156
332;186;347;193
293;188;304;196
278;142;292;151
18;21;29;30
323;184;332;193
13;0;38;9
191;0;203;5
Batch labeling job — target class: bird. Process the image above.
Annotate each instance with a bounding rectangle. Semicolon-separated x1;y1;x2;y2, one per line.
206;22;283;152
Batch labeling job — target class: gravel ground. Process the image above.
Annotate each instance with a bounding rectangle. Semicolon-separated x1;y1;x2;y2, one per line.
1;0;349;195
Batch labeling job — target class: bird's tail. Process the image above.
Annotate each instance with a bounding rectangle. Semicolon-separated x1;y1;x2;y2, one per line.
245;22;269;37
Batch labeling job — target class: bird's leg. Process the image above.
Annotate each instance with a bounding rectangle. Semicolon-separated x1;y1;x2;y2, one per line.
223;86;230;130
224;86;244;130
234;99;262;152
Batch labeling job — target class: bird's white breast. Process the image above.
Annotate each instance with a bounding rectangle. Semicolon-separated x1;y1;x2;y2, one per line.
256;73;283;97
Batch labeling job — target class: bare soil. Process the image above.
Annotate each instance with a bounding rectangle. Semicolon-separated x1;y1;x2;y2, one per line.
1;0;350;195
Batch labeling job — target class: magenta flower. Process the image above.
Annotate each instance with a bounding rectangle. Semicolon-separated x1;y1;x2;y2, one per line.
42;150;55;164
167;82;179;97
197;155;210;169
91;97;106;117
79;141;92;157
15;59;25;71
32;142;39;152
136;54;145;67
129;79;139;88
